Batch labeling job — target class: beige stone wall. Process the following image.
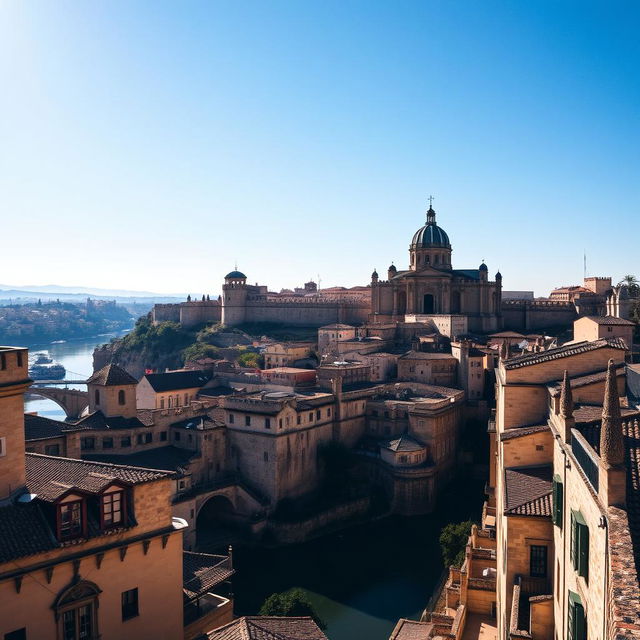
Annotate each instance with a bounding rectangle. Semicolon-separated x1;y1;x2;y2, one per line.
89;382;137;418
136;379;201;410
0;529;184;640
502;429;553;468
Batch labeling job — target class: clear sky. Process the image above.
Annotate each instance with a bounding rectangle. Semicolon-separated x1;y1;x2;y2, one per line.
1;1;638;296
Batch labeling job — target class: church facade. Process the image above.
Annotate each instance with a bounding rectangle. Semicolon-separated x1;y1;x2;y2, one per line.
370;205;502;333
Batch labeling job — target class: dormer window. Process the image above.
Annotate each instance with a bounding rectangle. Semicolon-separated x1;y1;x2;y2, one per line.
102;490;125;528
58;501;84;540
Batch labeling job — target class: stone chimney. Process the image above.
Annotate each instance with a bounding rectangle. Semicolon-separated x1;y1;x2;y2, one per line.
598;359;626;506
559;370;575;442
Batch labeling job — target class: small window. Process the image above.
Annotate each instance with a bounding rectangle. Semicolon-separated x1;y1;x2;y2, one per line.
80;437;95;451
45;444;60;456
118;390;126;405
59;501;83;540
372;409;378;417
571;510;589;581
102;491;124;527
530;545;547;578
160;431;167;441
121;436;131;448
121;588;139;621
296;415;301;425
316;410;320;420
0;353;6;370
145;433;152;444
263;451;268;462
279;418;283;429
16;352;23;368
160;398;164;409
184;393;188;405
94;389;100;406
136;434;144;445
309;412;313;421
174;431;181;441
229;413;235;424
327;408;331;417
265;418;271;429
102;437;113;449
245;415;251;427
0;437;6;457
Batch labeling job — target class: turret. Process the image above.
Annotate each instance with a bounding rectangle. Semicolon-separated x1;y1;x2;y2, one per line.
371;268;379;283
387;264;397;280
87;364;138;419
479;262;488;282
221;269;249;326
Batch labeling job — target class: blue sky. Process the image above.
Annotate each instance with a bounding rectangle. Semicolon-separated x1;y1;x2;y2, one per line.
0;1;638;296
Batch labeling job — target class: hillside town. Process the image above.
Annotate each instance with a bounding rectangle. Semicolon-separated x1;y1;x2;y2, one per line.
1;205;639;639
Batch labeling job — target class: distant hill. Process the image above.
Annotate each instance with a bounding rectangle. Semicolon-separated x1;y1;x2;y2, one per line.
0;284;192;305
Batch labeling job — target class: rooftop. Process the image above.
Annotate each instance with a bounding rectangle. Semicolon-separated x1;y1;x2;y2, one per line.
206;616;328;640
86;363;138;386
24;413;79;441
183;551;234;601
389;618;434;640
580;315;636;326
143;370;212;392
382;434;426;452
84;446;196;476
398;351;456;360
74;410;150;431
503;338;627;370
504;465;552;517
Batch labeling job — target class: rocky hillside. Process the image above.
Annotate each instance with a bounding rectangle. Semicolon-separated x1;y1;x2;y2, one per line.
92;315;260;377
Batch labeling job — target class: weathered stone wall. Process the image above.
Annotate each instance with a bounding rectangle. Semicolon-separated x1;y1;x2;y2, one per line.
502;299;577;331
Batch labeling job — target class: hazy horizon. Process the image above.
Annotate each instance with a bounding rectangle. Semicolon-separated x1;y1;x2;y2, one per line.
1;2;638;296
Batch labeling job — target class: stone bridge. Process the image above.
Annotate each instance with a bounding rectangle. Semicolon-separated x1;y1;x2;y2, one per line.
26;385;89;419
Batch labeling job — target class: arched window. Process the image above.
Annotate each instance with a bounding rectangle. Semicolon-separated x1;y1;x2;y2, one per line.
118;390;125;405
54;580;101;640
94;389;100;406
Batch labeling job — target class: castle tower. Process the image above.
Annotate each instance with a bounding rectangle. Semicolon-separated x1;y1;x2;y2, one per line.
221;269;248;326
0;346;30;501
409;206;452;271
87;363;138;418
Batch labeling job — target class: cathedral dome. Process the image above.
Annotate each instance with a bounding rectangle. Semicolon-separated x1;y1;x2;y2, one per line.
411;207;451;249
225;270;246;279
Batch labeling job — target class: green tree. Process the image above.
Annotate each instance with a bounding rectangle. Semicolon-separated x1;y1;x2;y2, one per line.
182;343;222;363
619;275;640;297
439;520;475;568
237;351;263;368
259;589;326;629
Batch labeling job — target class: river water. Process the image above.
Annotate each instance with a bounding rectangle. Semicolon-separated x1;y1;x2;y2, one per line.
21;333;485;640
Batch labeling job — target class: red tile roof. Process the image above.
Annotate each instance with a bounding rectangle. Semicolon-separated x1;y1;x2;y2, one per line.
206;616;328;640
504;465;552;517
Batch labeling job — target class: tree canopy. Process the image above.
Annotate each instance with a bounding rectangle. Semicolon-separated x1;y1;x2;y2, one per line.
439;520;475;568
258;588;326;629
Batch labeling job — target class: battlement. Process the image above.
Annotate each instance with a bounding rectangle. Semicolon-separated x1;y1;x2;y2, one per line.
501;299;575;309
0;346;29;386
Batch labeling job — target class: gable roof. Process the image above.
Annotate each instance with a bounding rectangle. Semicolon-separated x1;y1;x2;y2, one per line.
500;424;550;441
0;501;59;563
503;338;627;370
548;364;626;397
579;315;635;326
74;411;150;431
143;370;212;392
183;551;235;600
24;414;80;441
382;434;426;452
25;453;172;502
206;617;328;640
504;465;552;517
86;363;138;386
84;446;196;476
389;619;435;640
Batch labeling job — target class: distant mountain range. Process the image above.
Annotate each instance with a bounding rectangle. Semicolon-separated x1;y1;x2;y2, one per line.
0;284;189;305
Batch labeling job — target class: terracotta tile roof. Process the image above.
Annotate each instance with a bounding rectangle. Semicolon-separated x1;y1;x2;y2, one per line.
548;364;625;397
383;434;426;452
143;370;212;392
500;424;550;441
86;363;138;386
24;414;79;441
504;465;552;517
183;551;234;600
206;616;328;640
0;501;58;563
399;352;455;360
25;452;172;502
74;411;148;431
503;338;627;370
581;315;635;326
84;446;196;476
389;618;434;639
574;404;640;426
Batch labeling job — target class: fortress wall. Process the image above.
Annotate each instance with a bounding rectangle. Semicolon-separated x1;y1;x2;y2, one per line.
152;304;181;324
501;300;577;331
241;300;370;327
179;301;222;328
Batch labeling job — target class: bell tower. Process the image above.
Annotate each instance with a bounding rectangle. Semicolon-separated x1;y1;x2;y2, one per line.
0;347;31;502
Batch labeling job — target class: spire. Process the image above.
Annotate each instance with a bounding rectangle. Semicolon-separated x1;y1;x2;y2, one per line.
600;359;624;466
560;370;573;418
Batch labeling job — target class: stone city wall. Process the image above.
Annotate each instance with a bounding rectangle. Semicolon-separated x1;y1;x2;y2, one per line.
502;299;577;331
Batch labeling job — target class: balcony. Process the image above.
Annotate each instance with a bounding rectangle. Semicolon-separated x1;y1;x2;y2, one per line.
184;592;233;639
571;428;599;492
509;575;552;640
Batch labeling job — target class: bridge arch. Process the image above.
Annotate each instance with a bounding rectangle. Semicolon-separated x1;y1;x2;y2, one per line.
25;388;89;420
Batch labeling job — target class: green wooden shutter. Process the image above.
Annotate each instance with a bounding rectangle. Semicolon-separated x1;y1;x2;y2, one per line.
570;512;577;569
553;476;564;527
575;601;586;640
578;521;589;581
568;596;574;640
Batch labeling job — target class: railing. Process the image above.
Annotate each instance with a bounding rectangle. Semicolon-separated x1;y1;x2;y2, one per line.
468;576;496;591
520;575;550;596
571;429;600;492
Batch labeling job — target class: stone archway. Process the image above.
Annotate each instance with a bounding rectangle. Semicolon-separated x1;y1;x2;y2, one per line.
423;294;435;314
195;495;240;548
25;388;88;419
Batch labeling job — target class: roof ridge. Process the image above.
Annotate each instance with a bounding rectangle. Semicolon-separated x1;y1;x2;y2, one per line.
25;452;174;477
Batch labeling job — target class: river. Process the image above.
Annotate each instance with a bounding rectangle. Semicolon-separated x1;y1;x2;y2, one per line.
23;332;127;420
21;332;485;640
